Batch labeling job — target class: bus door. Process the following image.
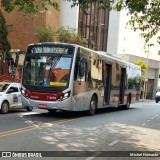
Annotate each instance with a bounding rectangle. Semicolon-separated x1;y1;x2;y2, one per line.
119;68;126;104
104;64;112;105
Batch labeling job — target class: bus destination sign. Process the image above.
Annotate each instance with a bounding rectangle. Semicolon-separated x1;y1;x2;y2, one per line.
29;46;69;54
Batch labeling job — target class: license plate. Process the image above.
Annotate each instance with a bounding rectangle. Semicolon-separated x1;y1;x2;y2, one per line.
38;104;47;109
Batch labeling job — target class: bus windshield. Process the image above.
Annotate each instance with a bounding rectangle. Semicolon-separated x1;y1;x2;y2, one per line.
23;55;72;88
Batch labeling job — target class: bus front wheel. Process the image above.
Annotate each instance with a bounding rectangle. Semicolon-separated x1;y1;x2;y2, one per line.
88;96;97;116
26;106;33;111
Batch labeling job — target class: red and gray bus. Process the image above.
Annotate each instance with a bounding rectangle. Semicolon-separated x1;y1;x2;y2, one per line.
21;42;141;115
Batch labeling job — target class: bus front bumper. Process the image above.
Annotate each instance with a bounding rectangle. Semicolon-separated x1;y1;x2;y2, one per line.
21;96;72;111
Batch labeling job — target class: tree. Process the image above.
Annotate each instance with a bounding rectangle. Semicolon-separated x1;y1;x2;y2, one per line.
134;60;148;98
36;26;84;45
134;60;148;89
36;25;55;42
134;60;148;76
67;0;160;45
0;11;11;59
1;0;60;13
1;0;159;45
56;27;83;45
123;0;160;45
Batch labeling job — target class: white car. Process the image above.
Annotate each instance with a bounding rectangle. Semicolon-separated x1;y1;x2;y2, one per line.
0;82;33;113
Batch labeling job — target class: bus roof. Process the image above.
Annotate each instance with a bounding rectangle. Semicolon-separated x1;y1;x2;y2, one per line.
97;51;141;70
27;42;141;70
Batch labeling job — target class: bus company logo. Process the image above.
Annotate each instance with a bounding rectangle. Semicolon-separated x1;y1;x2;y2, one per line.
30;95;39;99
2;152;11;157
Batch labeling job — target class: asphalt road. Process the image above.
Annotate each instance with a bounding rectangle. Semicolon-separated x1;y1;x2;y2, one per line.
0;101;160;160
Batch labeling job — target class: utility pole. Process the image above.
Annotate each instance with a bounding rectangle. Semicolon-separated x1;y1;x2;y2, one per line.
144;45;149;99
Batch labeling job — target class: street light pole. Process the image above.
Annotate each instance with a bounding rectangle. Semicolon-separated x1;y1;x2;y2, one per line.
144;45;149;99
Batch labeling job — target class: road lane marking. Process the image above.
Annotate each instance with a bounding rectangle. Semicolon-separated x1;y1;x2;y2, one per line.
0;127;38;137
0;125;35;135
0;118;76;138
108;140;119;146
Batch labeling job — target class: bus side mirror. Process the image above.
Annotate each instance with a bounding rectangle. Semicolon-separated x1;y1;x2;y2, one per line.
78;61;85;78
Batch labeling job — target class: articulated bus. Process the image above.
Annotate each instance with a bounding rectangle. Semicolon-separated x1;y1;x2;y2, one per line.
21;42;141;115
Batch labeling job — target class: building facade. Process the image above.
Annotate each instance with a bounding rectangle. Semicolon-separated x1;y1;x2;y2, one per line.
107;10;160;99
3;5;60;51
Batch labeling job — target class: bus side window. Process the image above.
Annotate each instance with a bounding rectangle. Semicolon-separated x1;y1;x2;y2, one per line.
74;60;79;80
74;60;87;82
78;61;87;82
73;60;87;95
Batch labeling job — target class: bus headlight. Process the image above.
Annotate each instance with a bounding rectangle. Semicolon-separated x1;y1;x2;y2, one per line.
58;91;71;101
21;89;25;94
21;88;30;99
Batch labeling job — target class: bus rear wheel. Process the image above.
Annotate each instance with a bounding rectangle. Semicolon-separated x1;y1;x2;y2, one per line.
88;96;97;116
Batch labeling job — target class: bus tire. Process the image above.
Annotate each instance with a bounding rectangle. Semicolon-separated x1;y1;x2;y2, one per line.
88;96;97;116
124;95;131;110
1;101;10;114
26;106;33;111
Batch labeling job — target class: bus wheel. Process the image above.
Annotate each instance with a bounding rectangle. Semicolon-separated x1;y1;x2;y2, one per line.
88;96;97;116
124;95;131;110
1;101;9;114
26;106;33;111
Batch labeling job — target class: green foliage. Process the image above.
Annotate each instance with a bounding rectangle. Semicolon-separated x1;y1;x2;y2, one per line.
126;0;160;45
56;27;84;45
36;26;84;45
1;0;60;13
66;0;160;46
64;0;112;10
0;12;11;59
134;60;148;90
1;0;159;46
113;0;149;13
134;60;148;75
113;0;160;45
36;25;55;42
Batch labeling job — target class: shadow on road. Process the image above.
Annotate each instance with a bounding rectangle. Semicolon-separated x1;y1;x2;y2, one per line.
20;107;139;125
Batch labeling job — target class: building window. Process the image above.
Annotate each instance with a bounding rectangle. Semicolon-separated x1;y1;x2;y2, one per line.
78;2;109;51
